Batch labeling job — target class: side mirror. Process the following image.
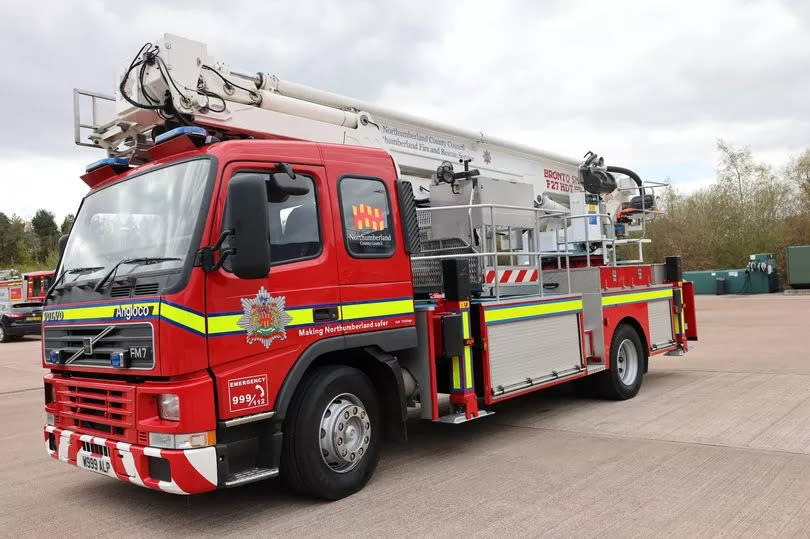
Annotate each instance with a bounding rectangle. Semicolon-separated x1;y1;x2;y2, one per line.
269;172;310;202
58;235;69;257
226;174;271;279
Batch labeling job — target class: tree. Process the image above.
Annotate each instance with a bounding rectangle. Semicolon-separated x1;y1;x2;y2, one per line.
7;216;32;267
716;140;755;204
31;209;58;263
785;149;810;202
647;141;809;281
0;212;11;266
60;214;75;236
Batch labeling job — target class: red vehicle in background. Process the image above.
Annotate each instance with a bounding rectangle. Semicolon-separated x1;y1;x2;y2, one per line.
0;275;24;303
24;271;55;302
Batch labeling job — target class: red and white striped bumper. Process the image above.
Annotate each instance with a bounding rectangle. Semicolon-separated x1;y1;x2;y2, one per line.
485;268;539;284
44;425;218;495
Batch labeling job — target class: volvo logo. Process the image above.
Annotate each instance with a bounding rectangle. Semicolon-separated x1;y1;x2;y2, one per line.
66;326;116;364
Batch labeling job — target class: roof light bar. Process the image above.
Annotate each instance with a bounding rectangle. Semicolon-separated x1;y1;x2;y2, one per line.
85;157;130;173
154;126;208;145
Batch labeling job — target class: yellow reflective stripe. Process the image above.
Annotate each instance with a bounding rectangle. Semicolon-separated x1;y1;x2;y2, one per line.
206;314;240;335
206;307;315;335
486;299;582;324
461;310;473;389
464;347;473;389
340;299;414;321
47;302;159;321
601;288;672;307
671;287;681;334
286;308;315;327
451;356;461;390
160;303;206;335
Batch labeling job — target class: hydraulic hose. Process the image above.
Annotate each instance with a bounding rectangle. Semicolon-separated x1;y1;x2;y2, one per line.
606;166;644;196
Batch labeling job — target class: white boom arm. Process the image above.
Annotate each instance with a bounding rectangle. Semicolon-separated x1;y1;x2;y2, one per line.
81;34;606;202
76;33;669;268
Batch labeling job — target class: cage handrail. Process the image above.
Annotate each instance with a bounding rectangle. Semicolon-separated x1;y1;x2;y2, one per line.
413;202;574;300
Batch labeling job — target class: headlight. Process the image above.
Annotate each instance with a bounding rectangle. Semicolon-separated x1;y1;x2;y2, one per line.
148;431;216;449
46;412;54;425
157;393;180;421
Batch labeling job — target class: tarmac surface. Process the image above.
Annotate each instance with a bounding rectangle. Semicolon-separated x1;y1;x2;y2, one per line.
2;294;810;537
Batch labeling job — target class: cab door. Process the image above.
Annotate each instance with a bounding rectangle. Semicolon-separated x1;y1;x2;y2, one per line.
323;147;416;337
206;161;341;419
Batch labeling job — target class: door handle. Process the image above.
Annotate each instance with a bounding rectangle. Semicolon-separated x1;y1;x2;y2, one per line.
313;307;339;321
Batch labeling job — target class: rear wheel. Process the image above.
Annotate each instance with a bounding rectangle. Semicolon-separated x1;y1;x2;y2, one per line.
595;324;644;400
0;325;8;343
281;365;381;500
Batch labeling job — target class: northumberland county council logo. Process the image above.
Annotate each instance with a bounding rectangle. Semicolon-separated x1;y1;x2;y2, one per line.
352;204;386;231
237;287;293;348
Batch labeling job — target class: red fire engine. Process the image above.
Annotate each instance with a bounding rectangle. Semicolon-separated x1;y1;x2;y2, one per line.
44;35;697;499
23;271;55;302
0;275;24;303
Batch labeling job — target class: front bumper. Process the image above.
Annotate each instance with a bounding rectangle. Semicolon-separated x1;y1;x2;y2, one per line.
4;322;41;336
44;425;218;495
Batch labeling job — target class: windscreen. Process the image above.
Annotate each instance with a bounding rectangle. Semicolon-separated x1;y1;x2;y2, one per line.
58;159;211;284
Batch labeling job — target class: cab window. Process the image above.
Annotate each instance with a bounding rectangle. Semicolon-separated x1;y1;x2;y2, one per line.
225;172;321;267
339;176;395;258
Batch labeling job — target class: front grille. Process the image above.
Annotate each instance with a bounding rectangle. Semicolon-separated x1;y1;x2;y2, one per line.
44;323;154;369
110;286;131;298
110;283;161;298
54;379;136;442
134;283;160;296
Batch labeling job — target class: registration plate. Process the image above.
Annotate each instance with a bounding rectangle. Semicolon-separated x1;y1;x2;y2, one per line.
26;315;41;322
77;453;115;477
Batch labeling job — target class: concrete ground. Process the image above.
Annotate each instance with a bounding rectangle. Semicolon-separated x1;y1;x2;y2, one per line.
2;295;810;537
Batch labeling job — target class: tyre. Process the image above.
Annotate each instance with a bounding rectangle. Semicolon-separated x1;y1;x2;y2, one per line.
595;324;644;400
281;365;381;500
0;325;8;343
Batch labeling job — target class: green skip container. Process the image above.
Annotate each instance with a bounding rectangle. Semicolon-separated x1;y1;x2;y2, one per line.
684;254;778;295
786;245;810;289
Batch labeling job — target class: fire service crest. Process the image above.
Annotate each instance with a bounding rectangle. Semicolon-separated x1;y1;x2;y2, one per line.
237;287;293;348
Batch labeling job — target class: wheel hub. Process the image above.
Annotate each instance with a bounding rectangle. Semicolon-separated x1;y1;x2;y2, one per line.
319;393;370;473
617;338;639;385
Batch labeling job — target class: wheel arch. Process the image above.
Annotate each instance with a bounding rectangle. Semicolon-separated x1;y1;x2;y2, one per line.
273;327;416;441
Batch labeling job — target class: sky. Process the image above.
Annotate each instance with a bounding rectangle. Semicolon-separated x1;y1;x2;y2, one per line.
1;0;809;222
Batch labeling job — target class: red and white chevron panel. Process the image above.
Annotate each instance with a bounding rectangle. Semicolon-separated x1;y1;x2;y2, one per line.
485;268;540;285
44;425;217;495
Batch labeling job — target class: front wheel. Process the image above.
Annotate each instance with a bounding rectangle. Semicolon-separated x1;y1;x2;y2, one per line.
281;365;381;500
595;324;645;400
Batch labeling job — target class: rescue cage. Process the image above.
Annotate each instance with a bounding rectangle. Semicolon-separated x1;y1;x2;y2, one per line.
410;202;654;300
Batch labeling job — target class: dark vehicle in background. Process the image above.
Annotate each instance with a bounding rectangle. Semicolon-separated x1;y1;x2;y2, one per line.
0;302;43;342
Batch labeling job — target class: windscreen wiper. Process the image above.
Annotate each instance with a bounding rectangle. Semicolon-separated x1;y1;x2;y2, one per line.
45;266;105;300
93;257;181;292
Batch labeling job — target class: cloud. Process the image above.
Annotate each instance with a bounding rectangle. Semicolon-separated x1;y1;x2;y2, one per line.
0;152;90;222
1;0;809;220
